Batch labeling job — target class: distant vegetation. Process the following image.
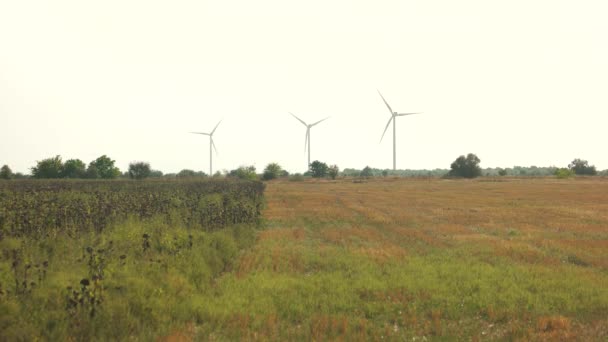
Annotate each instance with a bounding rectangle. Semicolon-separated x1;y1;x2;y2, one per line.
555;168;575;179
1;155;606;181
448;153;482;178
568;158;597;176
30;155;121;179
262;163;283;181
128;161;152;180
228;165;258;181
0;165;12;180
309;160;329;178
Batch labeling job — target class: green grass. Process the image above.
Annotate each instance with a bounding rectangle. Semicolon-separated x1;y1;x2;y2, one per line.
0;217;258;341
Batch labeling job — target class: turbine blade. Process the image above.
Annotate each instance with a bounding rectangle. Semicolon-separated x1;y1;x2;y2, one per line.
190;132;210;135
377;89;394;115
304;128;309;152
290;112;308;126
211;138;218;155
310;116;329;127
380;117;393;143
211;120;222;135
396;112;422;116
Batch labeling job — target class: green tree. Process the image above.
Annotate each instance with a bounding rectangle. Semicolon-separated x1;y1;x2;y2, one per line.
498;168;507;176
309;160;328;178
262;163;282;181
0;165;13;180
382;169;389;177
31;155;64;179
13;172;27;179
128;162;152;180
88;155;121;179
555;168;575;179
568;158;597;175
360;166;373;178
62;159;87;178
328;164;339;180
448;153;482;178
149;170;163;178
229;166;257;180
86;164;99;179
177;169;207;178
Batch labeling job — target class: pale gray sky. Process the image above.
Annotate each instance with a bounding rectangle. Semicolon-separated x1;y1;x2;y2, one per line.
1;1;607;174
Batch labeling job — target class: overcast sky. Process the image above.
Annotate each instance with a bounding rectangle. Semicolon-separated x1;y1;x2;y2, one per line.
1;1;607;174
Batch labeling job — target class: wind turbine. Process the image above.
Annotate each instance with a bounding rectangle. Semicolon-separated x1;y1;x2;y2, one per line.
190;120;222;176
378;90;421;171
289;112;329;170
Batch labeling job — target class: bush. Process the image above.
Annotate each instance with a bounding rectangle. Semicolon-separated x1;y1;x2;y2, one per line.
87;155;121;179
309;161;328;178
360;166;373;178
328;165;340;180
555;168;575;179
177;169;207;178
498;168;508;176
229;166;257;180
448;153;482;178
0;165;13;180
128;162;152;180
62;159;87;178
289;173;305;182
262;163;282;181
568;158;597;176
31;155;64;179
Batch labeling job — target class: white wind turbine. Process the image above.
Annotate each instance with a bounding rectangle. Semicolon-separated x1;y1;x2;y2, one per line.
290;112;329;170
190;120;222;176
378;90;422;171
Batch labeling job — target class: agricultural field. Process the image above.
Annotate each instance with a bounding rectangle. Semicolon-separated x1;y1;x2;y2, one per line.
1;177;608;340
209;177;608;341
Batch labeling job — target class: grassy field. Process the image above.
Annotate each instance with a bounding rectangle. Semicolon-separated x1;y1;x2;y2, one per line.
199;177;608;340
1;177;607;340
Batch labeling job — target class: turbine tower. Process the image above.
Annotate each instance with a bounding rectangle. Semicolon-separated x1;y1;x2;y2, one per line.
378;90;421;171
290;112;329;170
190;120;222;176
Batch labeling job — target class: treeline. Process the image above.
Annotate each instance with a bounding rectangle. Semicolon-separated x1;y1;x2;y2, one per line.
1;154;606;181
341;166;565;178
342;156;605;179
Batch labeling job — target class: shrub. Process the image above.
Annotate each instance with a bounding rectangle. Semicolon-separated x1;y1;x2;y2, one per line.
309;161;328;178
448;153;482;178
360;166;373;178
87;155;121;179
328;165;339;180
128;162;152;180
0;165;13;180
289;173;305;182
62;159;87;178
555;168;575;179
262;163;282;181
568;158;597;175
31;155;64;179
229;166;257;180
